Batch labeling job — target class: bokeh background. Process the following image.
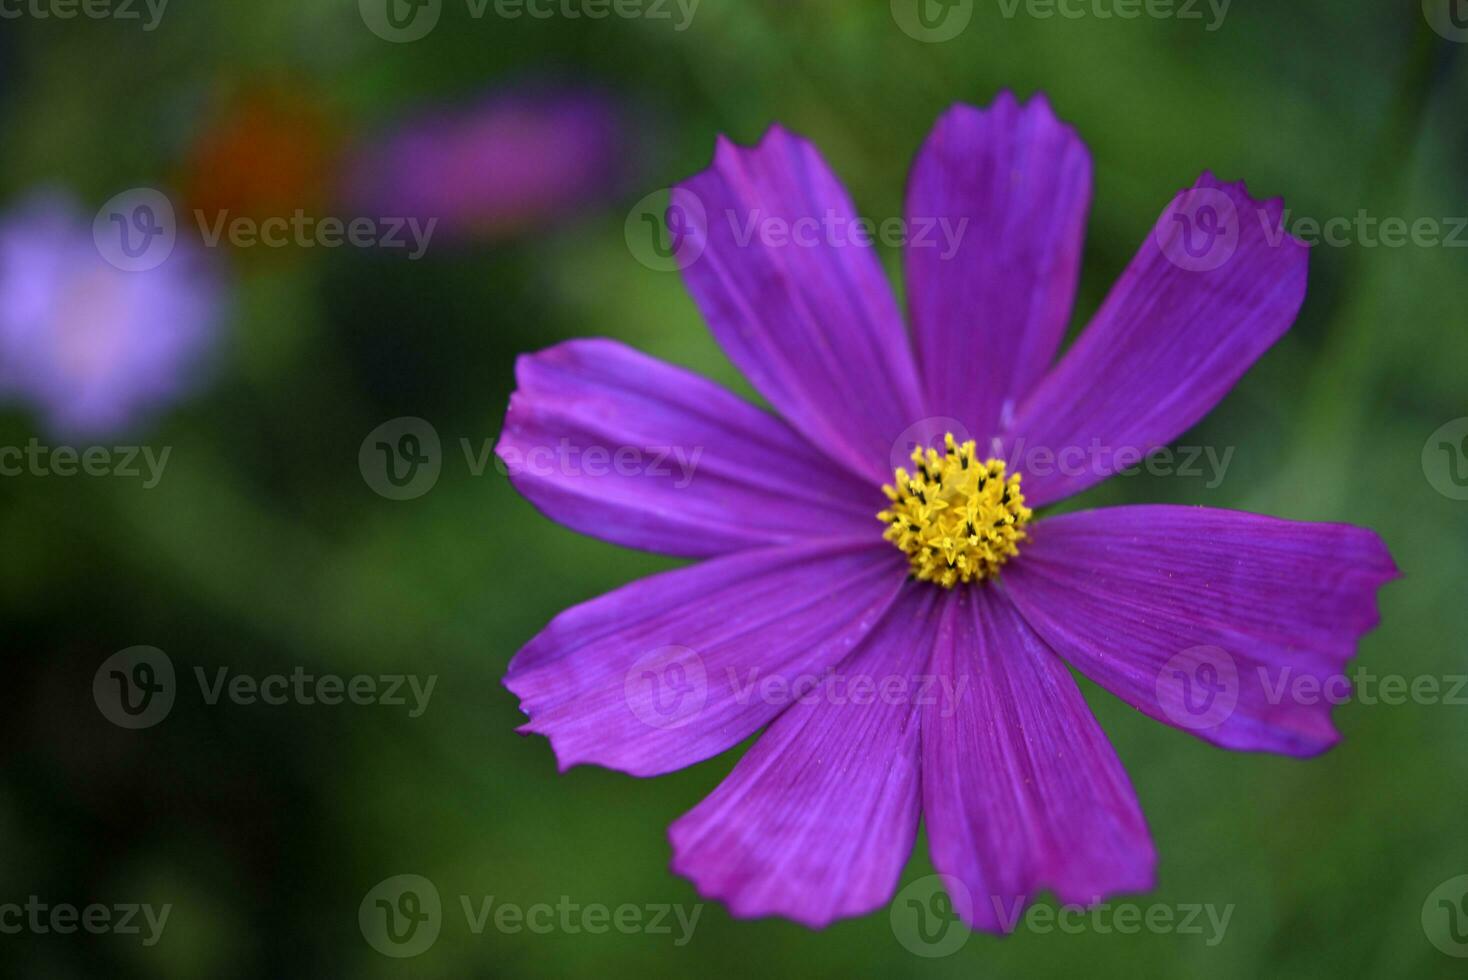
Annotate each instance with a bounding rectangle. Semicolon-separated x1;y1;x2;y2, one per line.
2;1;1466;976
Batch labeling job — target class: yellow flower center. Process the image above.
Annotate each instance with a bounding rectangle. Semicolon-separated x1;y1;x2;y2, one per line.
877;433;1032;588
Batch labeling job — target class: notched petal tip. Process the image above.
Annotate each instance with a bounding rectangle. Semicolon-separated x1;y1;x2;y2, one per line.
502;678;579;769
955;862;1160;935
1187;171;1309;252
699;124;813;178
1362;529;1404;582
666;844;885;930
931;88;1074;136
1003;507;1400;758
758;121;800;147
512;336;620;382
708;132;740;167
1285;726;1343;760
503;690;610;776
509;345;546;389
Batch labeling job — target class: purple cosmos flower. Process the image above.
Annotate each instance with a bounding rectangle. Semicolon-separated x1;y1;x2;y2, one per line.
344;87;631;242
0;192;223;438
497;92;1397;930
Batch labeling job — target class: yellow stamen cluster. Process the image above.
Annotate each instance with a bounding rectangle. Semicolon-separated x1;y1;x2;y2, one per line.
878;434;1032;588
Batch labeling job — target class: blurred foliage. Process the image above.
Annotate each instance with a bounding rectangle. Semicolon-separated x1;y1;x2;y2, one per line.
1;2;1466;977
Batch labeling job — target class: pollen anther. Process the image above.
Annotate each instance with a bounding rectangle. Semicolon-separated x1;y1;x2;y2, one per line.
877;433;1032;588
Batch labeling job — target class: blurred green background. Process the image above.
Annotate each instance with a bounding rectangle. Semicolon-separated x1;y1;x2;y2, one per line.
2;1;1466;976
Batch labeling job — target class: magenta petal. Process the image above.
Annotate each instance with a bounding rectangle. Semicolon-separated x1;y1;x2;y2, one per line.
344;86;630;241
904;93;1091;444
496;339;881;557
1006;174;1309;506
675;126;926;485
669;584;937;927
505;541;907;778
924;586;1155;933
1003;505;1399;756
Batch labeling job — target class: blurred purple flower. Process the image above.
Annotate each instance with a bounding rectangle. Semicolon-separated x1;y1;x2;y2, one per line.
344;87;633;241
0;192;224;438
